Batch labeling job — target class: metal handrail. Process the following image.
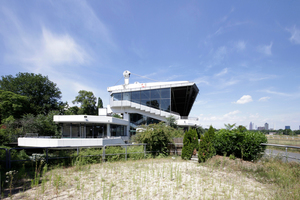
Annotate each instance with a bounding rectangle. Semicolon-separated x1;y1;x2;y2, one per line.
102;143;147;162
261;143;300;162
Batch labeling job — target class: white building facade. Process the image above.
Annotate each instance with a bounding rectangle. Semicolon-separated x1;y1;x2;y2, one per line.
18;71;200;147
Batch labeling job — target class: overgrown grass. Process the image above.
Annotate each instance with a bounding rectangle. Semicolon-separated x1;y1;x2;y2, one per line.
2;150;300;199
266;136;300;153
202;155;300;200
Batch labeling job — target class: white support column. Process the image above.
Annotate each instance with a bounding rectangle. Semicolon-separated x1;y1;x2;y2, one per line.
123;112;130;138
107;124;111;138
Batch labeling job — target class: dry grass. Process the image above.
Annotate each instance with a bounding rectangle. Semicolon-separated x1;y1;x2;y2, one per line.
4;157;275;200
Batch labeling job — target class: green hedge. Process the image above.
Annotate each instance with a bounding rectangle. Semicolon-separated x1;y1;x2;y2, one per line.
214;129;267;161
75;146;145;164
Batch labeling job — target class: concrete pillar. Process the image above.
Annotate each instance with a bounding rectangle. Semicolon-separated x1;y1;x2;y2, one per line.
123;113;130;137
107;124;111;138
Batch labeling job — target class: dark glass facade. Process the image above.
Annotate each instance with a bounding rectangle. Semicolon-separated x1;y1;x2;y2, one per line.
113;88;171;112
129;113;161;136
112;84;199;116
61;123;126;138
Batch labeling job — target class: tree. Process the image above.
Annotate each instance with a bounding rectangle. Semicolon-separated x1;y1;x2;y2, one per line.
198;125;216;162
97;97;103;109
0;90;30;123
132;122;184;156
196;126;205;139
20;111;60;136
72;90;97;115
224;123;236;130
64;105;80;115
0;72;63;115
165;115;178;128
181;128;198;160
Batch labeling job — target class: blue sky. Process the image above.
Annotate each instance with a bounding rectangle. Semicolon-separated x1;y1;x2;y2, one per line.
1;1;300;130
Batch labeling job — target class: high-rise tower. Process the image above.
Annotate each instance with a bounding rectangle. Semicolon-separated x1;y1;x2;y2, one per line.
265;123;269;130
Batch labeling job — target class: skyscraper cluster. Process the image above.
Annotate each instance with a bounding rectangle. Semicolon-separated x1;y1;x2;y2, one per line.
249;122;269;130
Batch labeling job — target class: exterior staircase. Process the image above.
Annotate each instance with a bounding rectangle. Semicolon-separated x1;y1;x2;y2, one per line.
110;100;180;119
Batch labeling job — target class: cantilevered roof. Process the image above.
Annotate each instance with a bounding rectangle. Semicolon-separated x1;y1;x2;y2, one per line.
107;81;195;93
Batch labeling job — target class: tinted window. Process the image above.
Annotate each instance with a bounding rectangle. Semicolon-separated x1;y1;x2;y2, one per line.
161;88;170;98
123;92;131;101
141;90;150;99
151;89;160;99
113;93;122;101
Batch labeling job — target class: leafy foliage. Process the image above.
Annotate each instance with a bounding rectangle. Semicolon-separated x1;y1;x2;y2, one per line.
64;105;80;115
0;72;63;115
0;90;30;123
97;97;103;109
198;125;216;163
195;126;206;139
132;122;184;156
214;128;267;161
72;90;97;115
181;128;198;160
20;111;61;136
0;111;61;145
165;116;178;129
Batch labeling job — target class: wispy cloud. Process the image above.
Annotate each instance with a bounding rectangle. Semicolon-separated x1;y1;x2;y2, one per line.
286;26;300;44
257;42;273;56
234;95;253;104
214;46;227;60
193;77;210;85
0;6;110;104
259;89;292;97
215;68;228;77
235;40;246;51
258;96;270;102
224;110;240;117
248;74;277;81
32;28;89;69
220;78;239;88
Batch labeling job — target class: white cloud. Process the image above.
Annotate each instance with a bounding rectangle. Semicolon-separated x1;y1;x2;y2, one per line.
30;28;89;69
224;110;240;118
257;42;273;56
215;68;228;77
287;26;300;44
258;96;270;102
235;40;246;51
234;95;253;104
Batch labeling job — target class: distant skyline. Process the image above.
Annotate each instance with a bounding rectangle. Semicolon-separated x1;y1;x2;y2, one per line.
0;1;300;129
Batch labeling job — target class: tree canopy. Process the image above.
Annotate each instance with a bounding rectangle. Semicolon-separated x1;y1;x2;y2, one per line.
0;90;30;123
72;90;97;115
0;72;63;115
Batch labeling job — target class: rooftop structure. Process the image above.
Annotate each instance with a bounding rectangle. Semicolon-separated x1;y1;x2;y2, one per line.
18;71;200;147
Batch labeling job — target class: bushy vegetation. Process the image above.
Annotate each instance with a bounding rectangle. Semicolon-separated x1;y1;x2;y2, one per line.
214;127;267;161
181;128;198;160
198;125;216;162
131;122;184;156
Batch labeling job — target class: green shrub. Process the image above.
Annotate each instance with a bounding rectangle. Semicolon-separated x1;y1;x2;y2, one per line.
214;128;267;161
181;128;198;160
198;125;216;162
132;122;180;156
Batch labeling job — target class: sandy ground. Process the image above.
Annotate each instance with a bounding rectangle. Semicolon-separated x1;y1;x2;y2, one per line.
4;158;273;200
